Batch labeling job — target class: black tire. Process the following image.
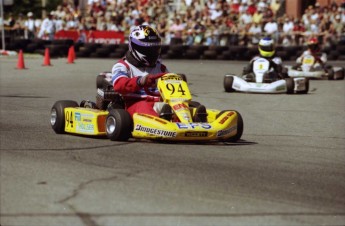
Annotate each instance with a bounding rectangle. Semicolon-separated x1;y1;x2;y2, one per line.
327;68;335;80
177;73;187;82
50;100;79;134
216;110;243;142
285;78;295;94
341;68;345;80
297;78;309;94
189;101;201;108
96;74;106;89
106;109;133;141
80;100;97;108
224;76;235;92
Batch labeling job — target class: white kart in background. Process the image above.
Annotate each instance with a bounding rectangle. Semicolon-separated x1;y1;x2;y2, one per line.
224;57;309;94
287;54;345;80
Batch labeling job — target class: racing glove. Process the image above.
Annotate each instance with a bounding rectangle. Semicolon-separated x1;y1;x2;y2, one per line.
137;73;166;87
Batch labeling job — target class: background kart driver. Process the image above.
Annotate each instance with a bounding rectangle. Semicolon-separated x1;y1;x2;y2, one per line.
111;25;206;122
296;37;327;66
242;37;289;81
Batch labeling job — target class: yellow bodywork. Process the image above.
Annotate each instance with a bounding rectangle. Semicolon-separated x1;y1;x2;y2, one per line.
64;107;108;135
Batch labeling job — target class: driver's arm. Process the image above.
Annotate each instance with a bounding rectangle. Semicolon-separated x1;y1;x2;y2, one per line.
271;57;283;72
112;63;141;94
242;58;255;75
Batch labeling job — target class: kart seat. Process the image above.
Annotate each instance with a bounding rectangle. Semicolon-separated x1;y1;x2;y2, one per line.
96;72;125;110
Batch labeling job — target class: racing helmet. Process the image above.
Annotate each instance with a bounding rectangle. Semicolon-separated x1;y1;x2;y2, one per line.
258;37;275;58
128;25;161;67
307;37;319;53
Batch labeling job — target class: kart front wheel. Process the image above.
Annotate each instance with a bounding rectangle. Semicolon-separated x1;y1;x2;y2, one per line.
106;109;133;141
297;78;309;94
285;78;295;94
51;100;79;134
217;110;243;142
224;75;235;92
327;68;335;80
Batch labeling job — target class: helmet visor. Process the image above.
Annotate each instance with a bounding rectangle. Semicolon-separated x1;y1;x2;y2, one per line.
259;44;274;52
131;41;161;66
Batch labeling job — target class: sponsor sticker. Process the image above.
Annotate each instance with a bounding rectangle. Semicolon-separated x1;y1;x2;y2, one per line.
177;123;211;129
135;124;177;137
76;123;95;133
75;113;81;121
161;75;182;81
185;132;208;137
219;112;234;124
276;85;286;91
217;126;237;137
173;103;188;111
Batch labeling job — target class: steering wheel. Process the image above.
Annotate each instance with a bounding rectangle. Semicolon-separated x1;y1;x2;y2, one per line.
144;73;166;96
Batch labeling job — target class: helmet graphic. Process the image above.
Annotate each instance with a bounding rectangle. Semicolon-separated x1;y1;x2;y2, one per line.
128;25;161;67
307;37;319;53
258;37;275;58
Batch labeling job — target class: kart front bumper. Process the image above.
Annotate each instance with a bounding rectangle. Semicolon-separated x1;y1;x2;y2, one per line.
230;76;306;94
132;111;240;141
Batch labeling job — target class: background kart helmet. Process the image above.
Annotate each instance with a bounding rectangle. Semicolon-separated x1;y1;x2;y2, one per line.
128;25;161;67
258;37;275;58
307;37;319;53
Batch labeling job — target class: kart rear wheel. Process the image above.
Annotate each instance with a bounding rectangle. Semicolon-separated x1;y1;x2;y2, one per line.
106;109;132;141
285;78;295;94
80;100;97;108
224;75;235;92
217;110;243;142
96;74;105;89
51;100;79;134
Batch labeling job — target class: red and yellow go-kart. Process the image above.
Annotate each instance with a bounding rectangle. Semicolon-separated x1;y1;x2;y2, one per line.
50;73;243;142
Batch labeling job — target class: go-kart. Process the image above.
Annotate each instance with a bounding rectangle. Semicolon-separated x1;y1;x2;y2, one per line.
50;73;243;142
287;54;344;80
224;57;309;94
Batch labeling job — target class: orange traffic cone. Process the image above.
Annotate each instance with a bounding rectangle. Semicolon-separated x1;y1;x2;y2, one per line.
67;46;75;64
42;48;52;66
16;49;26;69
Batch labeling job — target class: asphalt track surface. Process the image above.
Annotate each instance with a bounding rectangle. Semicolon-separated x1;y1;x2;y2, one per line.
1;56;345;226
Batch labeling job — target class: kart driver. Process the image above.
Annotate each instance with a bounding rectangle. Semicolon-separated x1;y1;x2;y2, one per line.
296;37;327;66
242;37;288;80
111;25;207;122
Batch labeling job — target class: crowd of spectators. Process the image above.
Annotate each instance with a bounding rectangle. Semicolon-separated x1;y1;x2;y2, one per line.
2;0;345;47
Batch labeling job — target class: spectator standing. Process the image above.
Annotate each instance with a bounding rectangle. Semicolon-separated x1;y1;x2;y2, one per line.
263;17;278;40
24;12;36;39
66;14;79;30
247;1;257;15
38;12;56;40
169;17;185;45
248;22;262;45
281;17;294;45
54;16;65;32
292;19;306;45
252;9;263;24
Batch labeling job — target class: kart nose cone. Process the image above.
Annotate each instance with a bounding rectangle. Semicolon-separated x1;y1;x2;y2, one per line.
50;109;57;126
106;116;116;134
